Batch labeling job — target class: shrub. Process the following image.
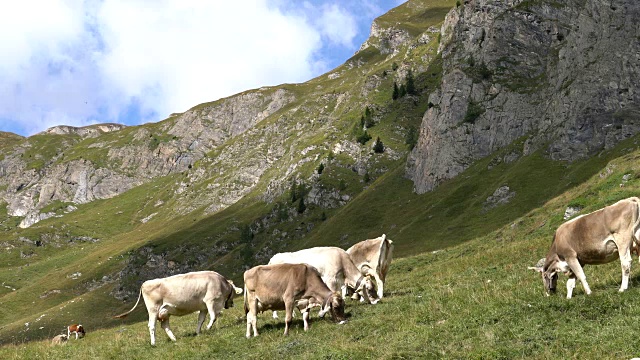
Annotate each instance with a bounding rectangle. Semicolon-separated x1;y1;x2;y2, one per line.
356;130;372;144
392;62;399;71
477;62;492;80
464;101;485;124
405;126;418;150
317;163;325;175
392;82;399;100
399;84;407;97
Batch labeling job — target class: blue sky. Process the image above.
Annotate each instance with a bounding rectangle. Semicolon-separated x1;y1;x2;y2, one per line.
0;0;405;137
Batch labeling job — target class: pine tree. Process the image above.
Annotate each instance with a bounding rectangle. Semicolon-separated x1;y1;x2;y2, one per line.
297;197;306;214
317;163;325;174
406;69;416;95
290;179;297;203
364;106;374;128
373;137;385;153
239;225;254;265
399;84;407;97
392;81;399;100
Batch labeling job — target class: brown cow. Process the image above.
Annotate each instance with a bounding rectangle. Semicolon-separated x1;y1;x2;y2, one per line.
243;263;346;338
268;247;378;303
530;197;640;299
114;271;243;345
67;324;85;339
346;234;394;299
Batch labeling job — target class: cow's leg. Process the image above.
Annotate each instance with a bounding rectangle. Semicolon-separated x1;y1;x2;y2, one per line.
272;311;278;319
246;299;259;338
566;258;591;295
302;309;310;331
618;242;632;292
205;302;217;330
196;310;206;334
566;275;576;299
160;318;176;342
245;312;253;338
147;312;157;346
284;302;294;336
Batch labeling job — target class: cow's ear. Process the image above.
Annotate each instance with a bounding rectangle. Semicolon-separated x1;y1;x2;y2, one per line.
528;257;546;272
528;265;544;273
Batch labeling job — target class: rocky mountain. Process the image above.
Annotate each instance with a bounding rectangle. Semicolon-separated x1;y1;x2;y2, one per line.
1;0;640;343
407;0;640;193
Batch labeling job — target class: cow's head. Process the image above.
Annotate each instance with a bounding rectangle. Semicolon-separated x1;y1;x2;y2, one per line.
322;292;346;324
224;280;243;309
224;288;236;309
359;275;379;304
529;257;562;296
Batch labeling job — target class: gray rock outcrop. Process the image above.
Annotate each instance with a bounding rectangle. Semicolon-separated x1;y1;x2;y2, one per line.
407;0;640;193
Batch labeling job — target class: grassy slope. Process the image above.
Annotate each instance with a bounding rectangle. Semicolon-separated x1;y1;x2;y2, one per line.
2;137;640;358
3;0;640;357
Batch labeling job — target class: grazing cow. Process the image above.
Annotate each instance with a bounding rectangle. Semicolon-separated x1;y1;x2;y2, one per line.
67;324;85;339
268;247;378;303
51;334;68;345
244;263;346;338
114;271;243;346
346;234;394;299
530;197;640;299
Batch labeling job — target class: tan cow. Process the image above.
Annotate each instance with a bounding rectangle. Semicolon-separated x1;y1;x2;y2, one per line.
51;334;68;345
530;197;640;299
243;263;346;338
268;247;378;303
114;271;243;345
347;234;394;299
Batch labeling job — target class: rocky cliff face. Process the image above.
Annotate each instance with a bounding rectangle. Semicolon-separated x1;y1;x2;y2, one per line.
0;88;296;227
407;0;640;193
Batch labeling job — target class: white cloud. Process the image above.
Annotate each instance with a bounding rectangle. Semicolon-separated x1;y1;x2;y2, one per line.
0;0;400;136
316;4;357;48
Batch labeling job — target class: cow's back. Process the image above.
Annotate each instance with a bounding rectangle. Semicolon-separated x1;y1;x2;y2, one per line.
554;198;640;262
244;264;310;310
142;271;227;307
347;236;393;280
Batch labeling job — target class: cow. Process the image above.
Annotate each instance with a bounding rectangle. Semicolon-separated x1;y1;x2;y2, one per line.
346;234;394;300
51;334;68;345
114;271;243;346
67;324;85;339
268;246;378;304
243;263;346;338
530;197;640;299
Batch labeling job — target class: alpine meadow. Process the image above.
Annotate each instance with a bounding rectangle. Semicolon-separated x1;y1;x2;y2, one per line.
1;0;640;359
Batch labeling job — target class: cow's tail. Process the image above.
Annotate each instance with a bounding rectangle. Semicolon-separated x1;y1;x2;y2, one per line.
227;280;243;294
633;198;640;244
243;285;249;315
113;288;143;319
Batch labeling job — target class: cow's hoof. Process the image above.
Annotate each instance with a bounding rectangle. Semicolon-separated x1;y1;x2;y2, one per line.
338;320;347;325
